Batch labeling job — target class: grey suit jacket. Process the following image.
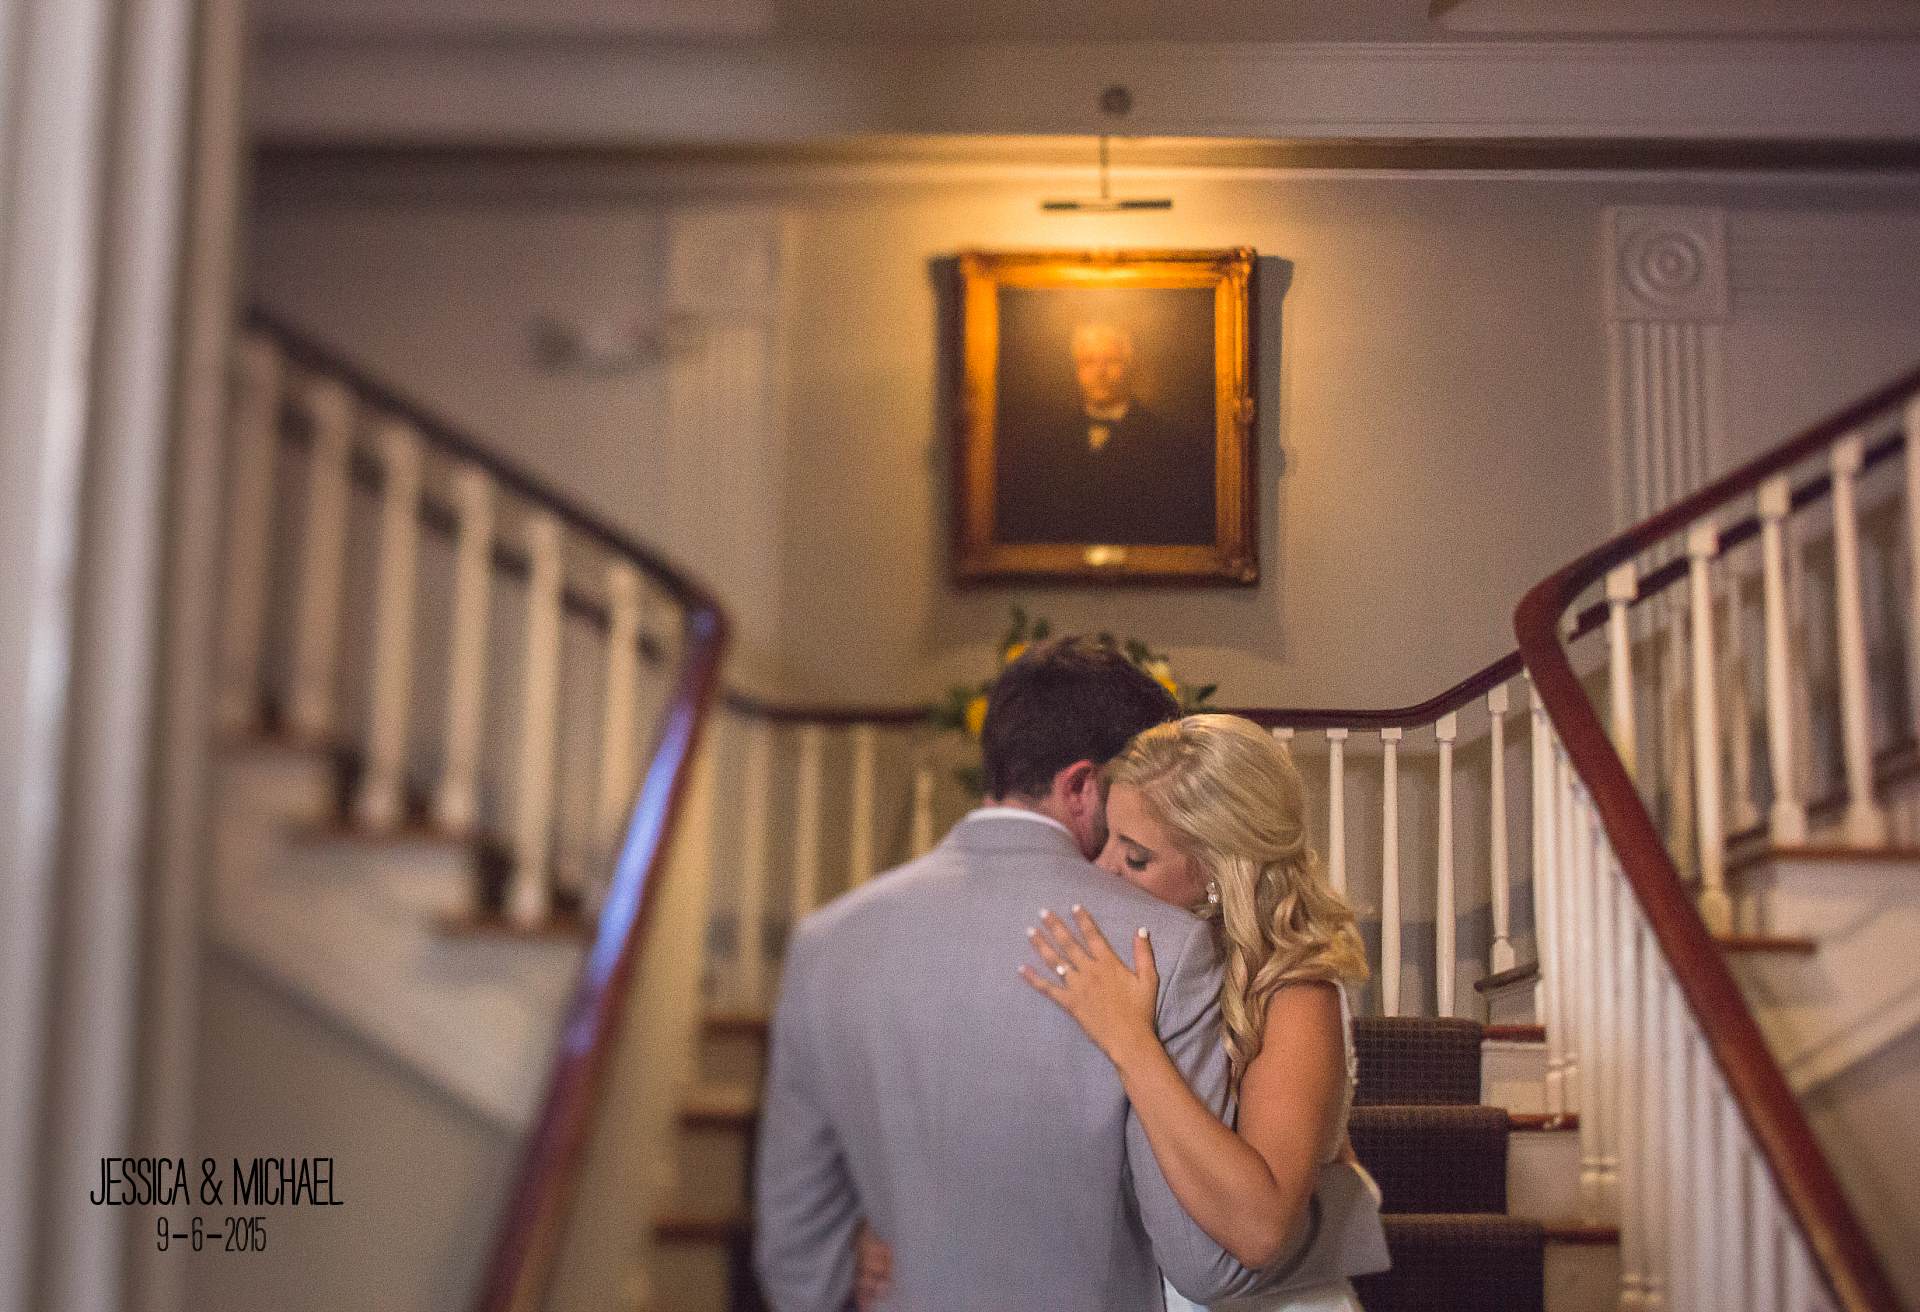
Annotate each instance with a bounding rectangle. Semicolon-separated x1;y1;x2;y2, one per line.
753;812;1282;1312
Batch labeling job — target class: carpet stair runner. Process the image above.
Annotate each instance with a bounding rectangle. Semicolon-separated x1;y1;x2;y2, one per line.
1348;1017;1544;1312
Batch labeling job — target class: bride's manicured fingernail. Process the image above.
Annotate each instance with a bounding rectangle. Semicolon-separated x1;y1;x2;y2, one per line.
1138;927;1149;938
1071;903;1084;914
1026;927;1038;938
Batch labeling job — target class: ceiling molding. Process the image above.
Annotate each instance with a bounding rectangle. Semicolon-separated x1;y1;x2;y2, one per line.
252;37;1920;147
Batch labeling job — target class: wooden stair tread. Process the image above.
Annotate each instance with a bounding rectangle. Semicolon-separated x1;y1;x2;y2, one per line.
286;818;476;851
1728;843;1920;877
1483;1023;1545;1043
1716;933;1818;955
1507;1112;1578;1132
682;1084;761;1127
1541;1222;1621;1245
703;1010;772;1037
1472;960;1540;994
433;907;593;941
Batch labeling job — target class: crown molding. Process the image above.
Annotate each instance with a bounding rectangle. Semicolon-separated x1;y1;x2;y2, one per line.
252;37;1920;147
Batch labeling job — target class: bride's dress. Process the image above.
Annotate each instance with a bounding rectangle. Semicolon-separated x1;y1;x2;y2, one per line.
1160;985;1375;1312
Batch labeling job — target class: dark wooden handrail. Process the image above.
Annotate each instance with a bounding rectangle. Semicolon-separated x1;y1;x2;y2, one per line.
1516;365;1920;1312
241;312;734;1312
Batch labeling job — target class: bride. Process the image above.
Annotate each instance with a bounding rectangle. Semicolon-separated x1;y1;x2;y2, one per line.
856;713;1378;1311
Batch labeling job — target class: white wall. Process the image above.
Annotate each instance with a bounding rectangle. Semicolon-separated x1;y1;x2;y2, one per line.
249;157;1920;712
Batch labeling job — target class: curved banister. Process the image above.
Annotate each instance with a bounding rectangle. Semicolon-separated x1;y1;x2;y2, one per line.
1515;369;1920;1312
241;312;735;1312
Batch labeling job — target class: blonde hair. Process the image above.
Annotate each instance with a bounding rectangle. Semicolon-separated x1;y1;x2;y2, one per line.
1106;714;1369;1090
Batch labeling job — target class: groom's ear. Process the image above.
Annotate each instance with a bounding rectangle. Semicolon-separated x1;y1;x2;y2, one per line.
1056;760;1101;810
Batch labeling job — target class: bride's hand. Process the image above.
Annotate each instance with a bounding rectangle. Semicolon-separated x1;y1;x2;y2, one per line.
1019;906;1160;1067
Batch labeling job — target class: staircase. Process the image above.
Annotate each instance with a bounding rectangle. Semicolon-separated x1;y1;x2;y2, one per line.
202;309;1920;1312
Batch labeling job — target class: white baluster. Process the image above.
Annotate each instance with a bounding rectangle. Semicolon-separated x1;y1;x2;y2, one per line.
735;718;774;1008
1663;593;1698;877
911;760;936;856
1722;563;1762;837
1617;877;1645;1311
435;462;494;836
592;561;643;890
1665;982;1693;1312
288;377;354;744
1691;1040;1720;1310
1325;729;1348;897
355;418;423;830
1435;712;1457;1017
847;722;877;887
510;511;563;926
1688;521;1734;933
216;334;283;733
1829;433;1890;846
1608;562;1640;779
1574;789;1603;1217
1556;749;1581;1121
1757;475;1807;845
1379;727;1403;1017
1906;396;1920;750
1748;1156;1779;1312
1719;1088;1751;1312
791;724;825;919
1784;1234;1815;1312
1532;686;1566;1117
1487;685;1514;974
1593;825;1619;1219
1641;926;1668;1312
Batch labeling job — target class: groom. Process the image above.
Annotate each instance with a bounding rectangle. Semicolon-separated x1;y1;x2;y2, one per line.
754;638;1291;1310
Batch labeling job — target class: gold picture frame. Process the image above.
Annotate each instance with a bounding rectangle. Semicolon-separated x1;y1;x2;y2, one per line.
952;247;1257;585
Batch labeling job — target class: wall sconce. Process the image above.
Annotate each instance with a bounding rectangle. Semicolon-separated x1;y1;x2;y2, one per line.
1041;85;1172;213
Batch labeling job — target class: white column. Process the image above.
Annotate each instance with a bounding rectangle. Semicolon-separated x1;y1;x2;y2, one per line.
1325;729;1348;897
1435;712;1457;1017
1718;1088;1752;1312
1829;433;1890;847
847;722;877;888
592;561;643;890
1574;789;1603;1216
1607;562;1641;779
1556;750;1583;1119
510;512;563;926
1757;474;1807;845
1487;686;1514;973
1687;520;1733;933
434;462;493;836
1379;727;1403;1017
354;418;423;830
735;719;774;1008
1906;396;1920;750
214;334;282;733
790;723;826;920
1593;824;1619;1217
911;761;937;856
287;376;354;744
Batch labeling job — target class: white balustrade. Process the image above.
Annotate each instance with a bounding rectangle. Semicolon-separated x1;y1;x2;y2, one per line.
1687;520;1733;933
847;722;877;887
1691;1038;1719;1310
510;512;563;925
1487;685;1514;973
1573;781;1602;1217
790;725;825;920
1616;877;1644;1310
216;333;282;733
288;376;354;743
592;562;644;888
1434;712;1457;1017
1607;562;1640;778
1378;727;1402;1017
1593;814;1619;1218
1829;433;1890;846
1664;982;1694;1312
354;418;423;830
1532;683;1567;1116
1718;1087;1751;1311
1640;921;1666;1311
1324;729;1348;896
735;719;774;1008
1721;562;1761;837
1556;751;1582;1119
435;462;493;836
1756;474;1807;845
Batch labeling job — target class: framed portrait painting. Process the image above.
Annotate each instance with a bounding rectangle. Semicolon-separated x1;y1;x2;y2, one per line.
952;248;1257;585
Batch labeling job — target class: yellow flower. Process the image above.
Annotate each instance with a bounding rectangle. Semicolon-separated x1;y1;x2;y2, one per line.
965;694;989;738
1002;641;1028;666
1144;658;1178;698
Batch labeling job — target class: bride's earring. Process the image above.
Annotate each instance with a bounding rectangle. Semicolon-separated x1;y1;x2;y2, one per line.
1205;881;1220;908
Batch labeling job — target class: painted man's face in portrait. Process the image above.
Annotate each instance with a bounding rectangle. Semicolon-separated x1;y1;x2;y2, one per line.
1070;322;1136;414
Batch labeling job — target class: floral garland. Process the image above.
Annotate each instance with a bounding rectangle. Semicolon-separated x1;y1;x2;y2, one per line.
930;606;1217;792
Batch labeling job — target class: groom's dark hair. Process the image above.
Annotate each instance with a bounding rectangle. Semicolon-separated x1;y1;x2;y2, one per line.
981;636;1180;801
